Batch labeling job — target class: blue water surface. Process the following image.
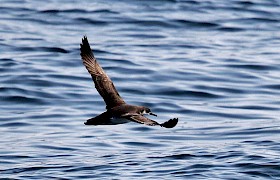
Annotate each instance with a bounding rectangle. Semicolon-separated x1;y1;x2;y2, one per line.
1;0;280;179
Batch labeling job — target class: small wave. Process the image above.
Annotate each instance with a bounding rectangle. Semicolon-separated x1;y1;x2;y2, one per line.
0;165;72;174
259;84;280;90
193;85;245;94
236;163;279;178
15;46;68;53
0;155;31;160
220;105;279;111
40;8;118;14
0;6;34;13
2;95;45;104
63;164;118;173
74;17;108;25
217;26;244;32
131;19;174;28
237;1;254;6
154;89;222;98
0;58;18;67
223;127;280;137
251;17;279;23
226;64;277;71
198;110;261;119
129;126;154;131
101;58;139;66
242;140;279;147
34;145;77;151
41;47;69;53
162;153;196;160
175;19;219;28
0;122;32;127
121;141;165;147
6;17;68;26
127;33;165;39
40;9;87;14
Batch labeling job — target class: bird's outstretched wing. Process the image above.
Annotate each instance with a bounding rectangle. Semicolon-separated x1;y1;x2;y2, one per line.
80;36;126;109
124;115;178;128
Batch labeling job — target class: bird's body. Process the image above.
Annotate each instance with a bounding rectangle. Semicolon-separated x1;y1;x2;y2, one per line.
80;36;178;128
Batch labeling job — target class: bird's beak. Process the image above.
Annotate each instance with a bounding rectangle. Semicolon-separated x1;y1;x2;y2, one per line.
149;112;157;117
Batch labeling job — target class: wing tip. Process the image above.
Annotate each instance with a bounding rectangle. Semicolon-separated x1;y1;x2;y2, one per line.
160;118;178;128
80;35;93;57
81;35;88;44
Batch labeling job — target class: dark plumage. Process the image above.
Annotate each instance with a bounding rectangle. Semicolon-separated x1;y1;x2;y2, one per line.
80;36;178;128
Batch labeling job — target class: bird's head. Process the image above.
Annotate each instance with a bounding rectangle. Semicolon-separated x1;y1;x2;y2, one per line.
141;107;157;117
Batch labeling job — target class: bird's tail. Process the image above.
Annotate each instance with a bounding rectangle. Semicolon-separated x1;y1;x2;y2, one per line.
84;111;111;125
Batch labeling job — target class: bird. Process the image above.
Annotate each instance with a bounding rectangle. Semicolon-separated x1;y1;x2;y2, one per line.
80;36;178;128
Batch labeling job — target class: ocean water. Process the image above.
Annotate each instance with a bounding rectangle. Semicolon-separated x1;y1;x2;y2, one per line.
1;0;280;179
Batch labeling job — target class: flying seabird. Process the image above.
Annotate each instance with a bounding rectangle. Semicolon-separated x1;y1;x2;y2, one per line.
80;36;178;128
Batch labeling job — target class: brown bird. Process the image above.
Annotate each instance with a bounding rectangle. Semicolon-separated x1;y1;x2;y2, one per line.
80;36;178;128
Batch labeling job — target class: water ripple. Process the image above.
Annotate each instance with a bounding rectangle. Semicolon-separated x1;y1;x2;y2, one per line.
1;0;280;179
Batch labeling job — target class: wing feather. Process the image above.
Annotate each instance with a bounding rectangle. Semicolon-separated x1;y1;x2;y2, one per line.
80;36;125;109
124;115;178;128
125;115;160;126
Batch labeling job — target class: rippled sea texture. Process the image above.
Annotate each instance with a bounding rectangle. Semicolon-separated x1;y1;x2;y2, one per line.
1;0;280;179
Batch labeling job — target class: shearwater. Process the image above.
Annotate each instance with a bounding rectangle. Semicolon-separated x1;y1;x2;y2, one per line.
80;36;178;128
